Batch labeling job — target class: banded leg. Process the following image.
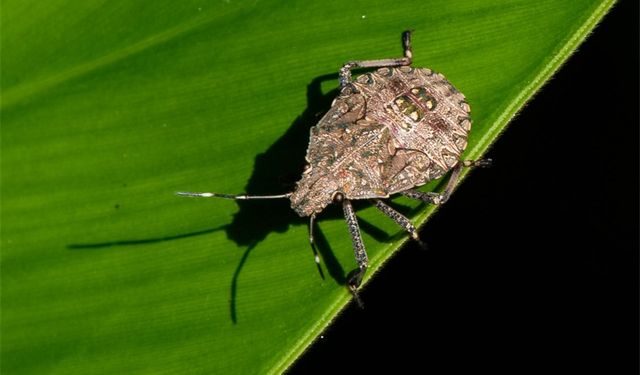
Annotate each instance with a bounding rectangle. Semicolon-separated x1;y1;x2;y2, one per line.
342;199;368;295
401;158;492;205
339;30;413;87
371;199;421;243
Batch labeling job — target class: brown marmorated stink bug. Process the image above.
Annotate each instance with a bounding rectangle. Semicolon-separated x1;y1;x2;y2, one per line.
178;31;489;301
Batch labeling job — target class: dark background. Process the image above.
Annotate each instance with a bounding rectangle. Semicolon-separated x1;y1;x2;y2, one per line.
289;1;638;373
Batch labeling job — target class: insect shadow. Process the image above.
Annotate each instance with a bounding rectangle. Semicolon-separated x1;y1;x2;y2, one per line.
67;73;400;324
225;73;397;323
225;74;343;278
66;227;226;249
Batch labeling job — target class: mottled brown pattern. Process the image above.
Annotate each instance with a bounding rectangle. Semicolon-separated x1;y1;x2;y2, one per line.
290;66;471;216
177;31;484;295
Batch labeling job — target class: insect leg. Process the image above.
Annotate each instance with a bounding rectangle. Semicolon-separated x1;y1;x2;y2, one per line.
307;214;326;279
176;191;292;200
461;158;493;168
342;199;368;296
401;189;445;205
401;158;492;205
371;199;423;244
339;30;413;87
308;214;320;264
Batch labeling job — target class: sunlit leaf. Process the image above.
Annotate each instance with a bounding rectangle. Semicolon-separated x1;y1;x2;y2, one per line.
1;0;614;373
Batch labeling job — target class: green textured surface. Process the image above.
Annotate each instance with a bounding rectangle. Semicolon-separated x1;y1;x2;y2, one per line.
1;1;614;373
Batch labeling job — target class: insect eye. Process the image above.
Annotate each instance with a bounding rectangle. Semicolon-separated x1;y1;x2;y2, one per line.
332;192;344;203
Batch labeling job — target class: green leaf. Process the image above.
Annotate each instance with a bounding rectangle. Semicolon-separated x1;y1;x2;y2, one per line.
1;0;614;373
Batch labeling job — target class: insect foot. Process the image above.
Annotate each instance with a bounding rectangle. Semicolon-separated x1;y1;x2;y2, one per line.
178;30;488;306
463;158;493;168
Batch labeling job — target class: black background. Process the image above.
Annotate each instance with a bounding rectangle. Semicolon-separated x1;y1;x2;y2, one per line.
289;1;638;373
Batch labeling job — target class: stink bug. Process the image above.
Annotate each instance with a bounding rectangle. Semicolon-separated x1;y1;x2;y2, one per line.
178;31;489;301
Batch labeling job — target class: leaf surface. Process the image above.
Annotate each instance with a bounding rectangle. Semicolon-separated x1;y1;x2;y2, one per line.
1;1;614;373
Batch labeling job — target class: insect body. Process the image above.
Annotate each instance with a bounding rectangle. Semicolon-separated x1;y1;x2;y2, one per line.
290;65;471;217
178;31;489;300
